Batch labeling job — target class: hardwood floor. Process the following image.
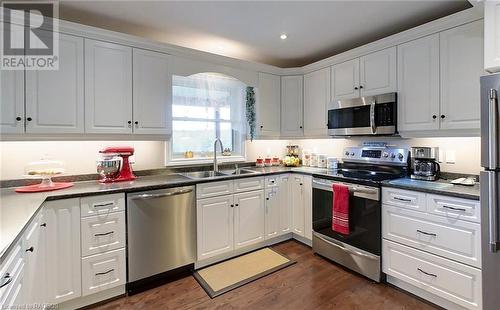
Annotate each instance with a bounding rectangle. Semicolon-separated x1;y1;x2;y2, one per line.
91;240;438;310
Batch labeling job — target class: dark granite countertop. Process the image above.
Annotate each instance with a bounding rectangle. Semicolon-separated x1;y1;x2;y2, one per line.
381;177;480;200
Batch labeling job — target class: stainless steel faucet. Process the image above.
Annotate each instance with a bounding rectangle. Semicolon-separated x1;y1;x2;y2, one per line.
213;138;224;172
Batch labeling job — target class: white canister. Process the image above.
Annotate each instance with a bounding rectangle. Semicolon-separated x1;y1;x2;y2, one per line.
302;150;311;166
318;154;327;168
327;157;339;170
310;153;318;167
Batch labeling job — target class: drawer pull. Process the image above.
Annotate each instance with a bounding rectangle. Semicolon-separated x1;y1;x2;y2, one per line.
93;202;114;209
94;231;114;237
417;229;437;237
442;205;466;212
417;268;437;278
394;197;412;202
95;269;114;276
0;273;12;288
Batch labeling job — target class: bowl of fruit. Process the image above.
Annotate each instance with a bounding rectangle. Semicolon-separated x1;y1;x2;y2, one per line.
283;156;300;167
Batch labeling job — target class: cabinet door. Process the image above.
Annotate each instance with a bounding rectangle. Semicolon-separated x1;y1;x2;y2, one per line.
485;1;500;73
0;70;24;134
85;39;132;134
397;34;440;132
303;176;313;241
304;68;330;136
257;72;281;137
279;174;292;234
440;21;483;131
23;211;46;304
331;59;360;100
197;195;234;260
133;48;172;135
234;190;265;249
280;75;304;137
291;175;305;236
265;188;281;239
26;32;84;134
360;47;397;96
44;199;81;304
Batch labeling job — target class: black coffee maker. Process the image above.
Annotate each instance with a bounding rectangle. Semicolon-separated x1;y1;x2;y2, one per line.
410;147;440;181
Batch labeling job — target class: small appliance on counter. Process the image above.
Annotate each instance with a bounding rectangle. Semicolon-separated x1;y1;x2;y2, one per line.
97;146;137;183
15;159;74;193
410;147;440;181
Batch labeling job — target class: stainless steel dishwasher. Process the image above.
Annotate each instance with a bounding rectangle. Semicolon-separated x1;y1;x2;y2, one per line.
127;186;196;293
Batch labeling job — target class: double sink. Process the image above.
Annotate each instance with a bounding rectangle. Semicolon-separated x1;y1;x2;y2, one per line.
183;168;259;180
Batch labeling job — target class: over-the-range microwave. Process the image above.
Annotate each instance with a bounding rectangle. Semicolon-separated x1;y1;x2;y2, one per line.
327;92;397;136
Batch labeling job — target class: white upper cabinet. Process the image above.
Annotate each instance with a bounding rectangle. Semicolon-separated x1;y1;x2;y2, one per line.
281;75;304;137
85;39;133;134
257;72;281;137
359;47;397;96
132;48;172;135
0;70;24;134
233;190;265;249
439;21;483;131
26;32;84;134
304;68;330;136
397;34;440;132
331;58;360;100
485;1;500;73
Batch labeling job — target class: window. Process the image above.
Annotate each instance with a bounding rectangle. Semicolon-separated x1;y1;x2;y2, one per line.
169;73;247;163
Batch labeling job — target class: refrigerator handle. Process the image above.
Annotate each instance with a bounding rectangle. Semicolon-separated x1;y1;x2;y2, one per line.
488;172;499;252
489;89;498;169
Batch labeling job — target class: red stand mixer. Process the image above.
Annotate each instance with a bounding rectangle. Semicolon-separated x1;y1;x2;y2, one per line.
97;147;137;183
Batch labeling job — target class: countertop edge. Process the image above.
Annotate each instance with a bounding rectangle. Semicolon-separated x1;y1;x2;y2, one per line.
380;181;480;200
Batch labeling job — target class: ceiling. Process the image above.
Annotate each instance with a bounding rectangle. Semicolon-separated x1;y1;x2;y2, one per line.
59;1;472;68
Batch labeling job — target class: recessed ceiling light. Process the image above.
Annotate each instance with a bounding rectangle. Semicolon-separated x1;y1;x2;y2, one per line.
280;33;287;40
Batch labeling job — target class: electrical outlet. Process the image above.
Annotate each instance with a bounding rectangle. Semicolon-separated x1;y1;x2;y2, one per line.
445;150;456;164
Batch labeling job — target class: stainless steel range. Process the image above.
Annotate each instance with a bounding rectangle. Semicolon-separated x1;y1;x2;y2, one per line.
312;144;409;282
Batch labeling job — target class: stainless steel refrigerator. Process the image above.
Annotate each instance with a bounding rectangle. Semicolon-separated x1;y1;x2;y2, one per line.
481;72;500;310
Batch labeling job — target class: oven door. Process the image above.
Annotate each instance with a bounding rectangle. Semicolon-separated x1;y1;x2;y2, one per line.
328;93;396;136
312;178;381;256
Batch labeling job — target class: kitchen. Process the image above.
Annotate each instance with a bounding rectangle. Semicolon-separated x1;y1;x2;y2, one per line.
0;1;499;309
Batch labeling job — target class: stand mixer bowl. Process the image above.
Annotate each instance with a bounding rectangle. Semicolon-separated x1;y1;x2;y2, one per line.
97;155;122;181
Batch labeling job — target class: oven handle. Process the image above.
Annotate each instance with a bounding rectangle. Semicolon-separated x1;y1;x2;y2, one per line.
312;179;378;195
315;233;378;260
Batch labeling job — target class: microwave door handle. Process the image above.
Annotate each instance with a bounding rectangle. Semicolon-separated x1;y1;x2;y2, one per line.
489;89;498;169
370;102;376;134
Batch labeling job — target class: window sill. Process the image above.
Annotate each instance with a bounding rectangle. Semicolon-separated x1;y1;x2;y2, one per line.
166;156;247;167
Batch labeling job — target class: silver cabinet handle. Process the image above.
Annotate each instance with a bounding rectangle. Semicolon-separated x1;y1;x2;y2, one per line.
394;196;412;202
417;229;437;237
442;205;466;212
94;231;114;237
93;202;114;209
95;269;114;276
489;172;499;252
417;268;437;278
489;89;498;169
0;273;11;288
131;188;193;200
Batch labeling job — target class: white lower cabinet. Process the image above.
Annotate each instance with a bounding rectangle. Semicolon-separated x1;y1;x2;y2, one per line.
80;212;126;257
81;248;126;296
291;175;312;238
278;175;292;234
196;195;234;260
382;187;482;310
23;211;46;304
234;190;265;249
265;188;281;239
45;198;82;304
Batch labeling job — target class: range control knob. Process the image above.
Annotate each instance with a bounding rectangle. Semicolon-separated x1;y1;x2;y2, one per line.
350;152;355;156
345;151;350;156
382;152;389;158
391;153;396;159
398;153;404;161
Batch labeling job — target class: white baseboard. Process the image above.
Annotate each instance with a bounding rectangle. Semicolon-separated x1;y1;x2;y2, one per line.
292;233;312;247
58;285;125;310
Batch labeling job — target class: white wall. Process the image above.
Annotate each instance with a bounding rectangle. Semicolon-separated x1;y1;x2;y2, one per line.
0;136;481;180
0;141;166;180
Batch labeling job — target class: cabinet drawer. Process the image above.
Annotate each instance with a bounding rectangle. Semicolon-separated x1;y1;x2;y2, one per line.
197;181;233;199
0;242;23;305
383;240;482;310
265;176;279;188
234;177;264;193
81;193;125;217
81;212;126;257
382;187;426;212
383;205;481;268
81;248;126;297
427;194;480;223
